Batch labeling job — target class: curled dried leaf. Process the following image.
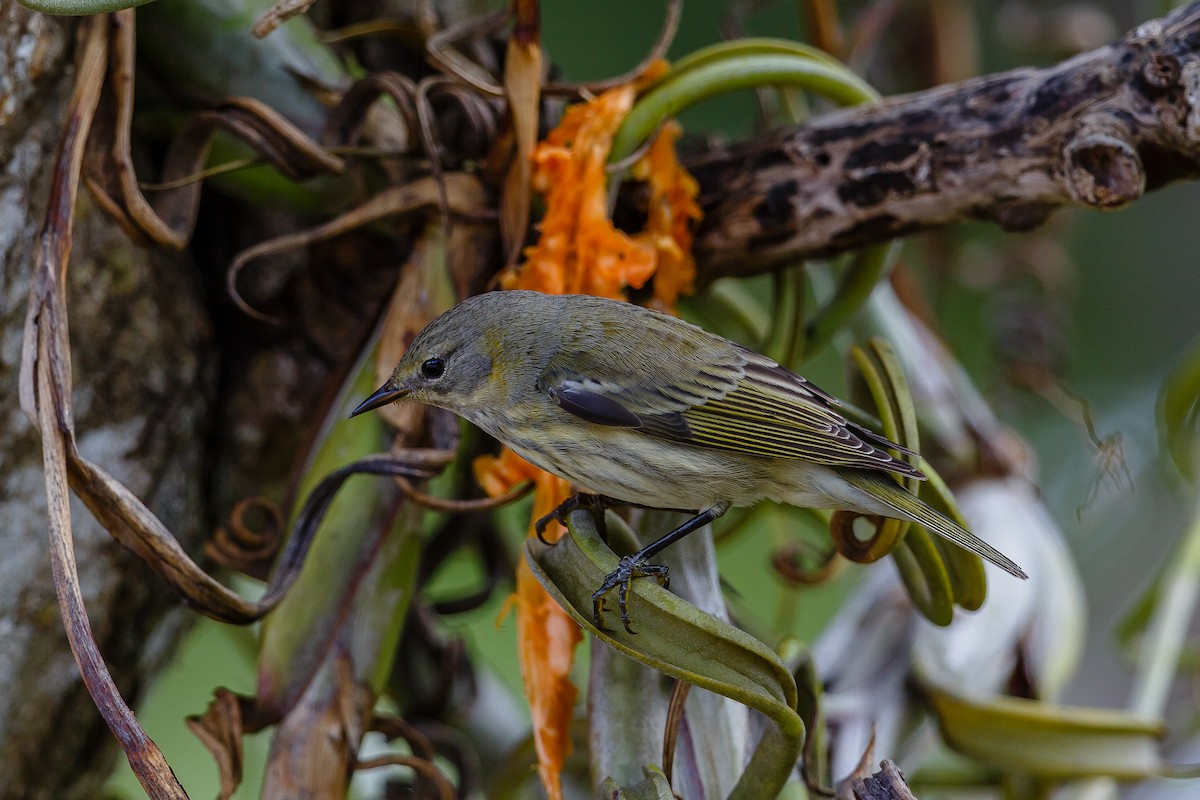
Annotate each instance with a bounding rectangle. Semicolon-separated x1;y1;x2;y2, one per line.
829;511;896;564
86;10;342;251
369;714;453;800
227;173;487;321
355;755;457;800
323;71;420;149
21;15;188;798
207;496;286;581
187;688;258;800
772;539;842;585
500;14;541;267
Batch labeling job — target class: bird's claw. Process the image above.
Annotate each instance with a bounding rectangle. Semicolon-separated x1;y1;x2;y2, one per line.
535;492;611;545
591;555;670;634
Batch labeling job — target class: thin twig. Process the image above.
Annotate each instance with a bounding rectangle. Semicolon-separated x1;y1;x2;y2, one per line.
661;679;691;787
425;9;507;96
355;755;457;800
393;475;532;512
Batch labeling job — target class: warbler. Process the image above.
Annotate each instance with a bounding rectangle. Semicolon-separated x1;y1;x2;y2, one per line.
352;290;1026;631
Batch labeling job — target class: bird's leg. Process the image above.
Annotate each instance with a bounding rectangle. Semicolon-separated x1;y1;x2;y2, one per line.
592;504;728;634
535;492;617;544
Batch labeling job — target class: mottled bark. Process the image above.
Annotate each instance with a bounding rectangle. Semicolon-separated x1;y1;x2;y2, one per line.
0;5;212;797
683;3;1200;282
850;760;918;800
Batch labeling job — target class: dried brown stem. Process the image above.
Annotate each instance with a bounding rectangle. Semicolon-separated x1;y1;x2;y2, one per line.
850;760;917;800
20;15;188;799
661;679;690;787
679;2;1200;283
252;0;316;38
393;474;533;512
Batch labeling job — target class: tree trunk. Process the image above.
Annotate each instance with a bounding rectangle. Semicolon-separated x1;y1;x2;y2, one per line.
0;5;213;796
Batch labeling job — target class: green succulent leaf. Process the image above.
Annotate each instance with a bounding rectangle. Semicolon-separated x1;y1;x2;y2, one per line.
527;510;805;799
256;351;400;716
528;511;799;722
847;338;988;622
919;666;1166;780
19;0;155;13
613;39;877;162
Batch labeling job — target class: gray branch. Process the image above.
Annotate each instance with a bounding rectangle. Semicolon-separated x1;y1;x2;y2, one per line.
681;1;1200;282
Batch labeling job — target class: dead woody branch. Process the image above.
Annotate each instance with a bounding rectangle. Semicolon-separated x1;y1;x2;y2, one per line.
681;1;1200;282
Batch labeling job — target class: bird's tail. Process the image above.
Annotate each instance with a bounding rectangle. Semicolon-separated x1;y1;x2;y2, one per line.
843;471;1028;580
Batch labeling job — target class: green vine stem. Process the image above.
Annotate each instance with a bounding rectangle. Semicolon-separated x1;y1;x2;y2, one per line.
612;42;877;163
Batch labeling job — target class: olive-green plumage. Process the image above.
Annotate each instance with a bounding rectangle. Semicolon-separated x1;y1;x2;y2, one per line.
353;290;1026;581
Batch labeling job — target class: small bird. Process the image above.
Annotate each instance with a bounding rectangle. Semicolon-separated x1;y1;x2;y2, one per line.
352;290;1026;631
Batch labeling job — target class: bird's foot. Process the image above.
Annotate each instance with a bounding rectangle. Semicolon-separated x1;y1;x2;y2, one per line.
535;492;612;545
591;555;670;634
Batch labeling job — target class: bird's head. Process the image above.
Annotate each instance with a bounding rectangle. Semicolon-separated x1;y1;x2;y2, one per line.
350;293;518;422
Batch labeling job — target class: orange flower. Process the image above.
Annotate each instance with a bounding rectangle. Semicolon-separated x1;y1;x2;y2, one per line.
500;60;700;307
474;450;578;800
632;119;702;311
503;81;656;298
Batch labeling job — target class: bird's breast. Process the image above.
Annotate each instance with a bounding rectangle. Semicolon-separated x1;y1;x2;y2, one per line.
495;422;771;511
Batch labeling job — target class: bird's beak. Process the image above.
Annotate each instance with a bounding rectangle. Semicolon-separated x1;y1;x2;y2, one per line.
350;382;410;418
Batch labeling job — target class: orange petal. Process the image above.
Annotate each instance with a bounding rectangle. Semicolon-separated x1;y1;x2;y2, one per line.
503;83;649;297
631;120;702;311
514;555;582;800
474;447;578;800
474;447;542;499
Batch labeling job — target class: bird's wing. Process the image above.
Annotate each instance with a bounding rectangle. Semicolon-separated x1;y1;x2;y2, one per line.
538;315;922;479
537;306;745;439
681;349;923;477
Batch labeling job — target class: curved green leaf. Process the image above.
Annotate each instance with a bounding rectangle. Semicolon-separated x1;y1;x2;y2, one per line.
612;42;877;162
258;226;456;717
655;38;846;79
847;338;987;622
19;0;154;13
586;512;752;797
803;243;897;359
920;673;1165;780
529;512;798;721
255;351;399;718
527;511;804;798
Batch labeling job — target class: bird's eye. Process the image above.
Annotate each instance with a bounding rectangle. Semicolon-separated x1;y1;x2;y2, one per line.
421;357;446;379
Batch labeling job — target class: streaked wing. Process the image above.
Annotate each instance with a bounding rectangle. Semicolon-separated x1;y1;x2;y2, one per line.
537;303;921;479
537;299;745;420
677;349;923;478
